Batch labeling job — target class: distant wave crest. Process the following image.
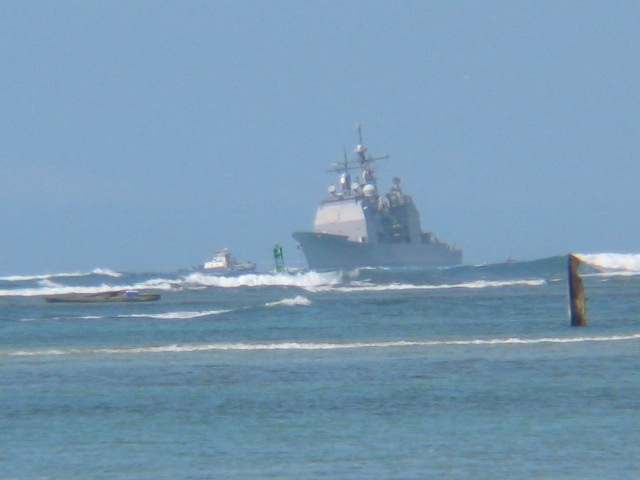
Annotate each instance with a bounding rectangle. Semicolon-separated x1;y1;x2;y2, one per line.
183;271;341;289
118;309;232;320
265;296;312;307
0;272;545;297
6;333;640;357
0;278;176;297
307;279;546;293
0;268;122;282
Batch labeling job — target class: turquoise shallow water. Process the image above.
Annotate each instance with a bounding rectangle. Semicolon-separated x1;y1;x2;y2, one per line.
2;257;640;479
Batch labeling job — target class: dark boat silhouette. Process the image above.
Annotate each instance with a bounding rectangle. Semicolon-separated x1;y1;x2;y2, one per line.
44;290;160;303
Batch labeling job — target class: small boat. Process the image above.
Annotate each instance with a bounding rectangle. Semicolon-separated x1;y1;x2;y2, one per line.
202;249;256;273
44;290;160;303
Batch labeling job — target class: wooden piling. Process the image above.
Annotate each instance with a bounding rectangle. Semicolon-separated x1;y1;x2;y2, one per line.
568;254;587;327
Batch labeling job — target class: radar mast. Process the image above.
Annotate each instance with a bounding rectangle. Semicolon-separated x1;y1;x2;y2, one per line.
325;124;389;197
353;123;389;187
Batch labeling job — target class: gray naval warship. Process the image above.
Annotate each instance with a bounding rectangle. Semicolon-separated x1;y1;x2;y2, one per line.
293;127;462;270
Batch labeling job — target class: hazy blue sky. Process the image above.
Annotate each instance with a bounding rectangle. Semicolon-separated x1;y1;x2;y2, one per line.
1;1;638;273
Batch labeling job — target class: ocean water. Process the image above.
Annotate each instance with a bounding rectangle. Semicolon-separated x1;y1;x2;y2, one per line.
2;255;640;479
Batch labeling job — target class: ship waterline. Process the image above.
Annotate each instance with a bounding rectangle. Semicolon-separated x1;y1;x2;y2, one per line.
293;231;462;270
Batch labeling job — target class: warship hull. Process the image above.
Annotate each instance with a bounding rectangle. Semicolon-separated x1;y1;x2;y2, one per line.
293;232;462;270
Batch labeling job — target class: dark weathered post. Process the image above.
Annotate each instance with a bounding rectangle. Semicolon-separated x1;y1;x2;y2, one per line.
568;254;587;327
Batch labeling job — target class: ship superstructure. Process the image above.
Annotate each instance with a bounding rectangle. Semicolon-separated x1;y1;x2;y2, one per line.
293;127;462;270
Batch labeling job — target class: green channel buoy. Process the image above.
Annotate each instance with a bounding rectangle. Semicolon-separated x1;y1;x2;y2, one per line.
273;244;285;273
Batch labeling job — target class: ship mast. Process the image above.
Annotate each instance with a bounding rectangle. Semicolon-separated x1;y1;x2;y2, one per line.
327;147;360;194
353;123;389;188
326;124;389;197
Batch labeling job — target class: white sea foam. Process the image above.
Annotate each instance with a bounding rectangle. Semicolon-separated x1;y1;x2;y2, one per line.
117;309;232;320
0;278;177;297
308;279;546;293
90;268;122;277
0;270;544;298
576;253;640;273
0;268;122;282
6;333;640;357
26;315;106;321
265;296;312;307
182;271;341;289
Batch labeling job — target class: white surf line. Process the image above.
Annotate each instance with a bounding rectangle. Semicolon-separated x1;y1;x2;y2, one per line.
14;298;311;323
0;268;122;282
6;333;640;357
0;278;178;297
182;271;341;289
307;279;546;293
264;296;312;307
117;309;232;320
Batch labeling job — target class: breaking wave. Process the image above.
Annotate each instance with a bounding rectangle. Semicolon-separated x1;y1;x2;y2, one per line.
577;253;640;277
90;268;122;278
0;278;177;297
117;309;232;320
308;279;546;293
6;333;640;357
356;266;392;271
19;311;230;321
0;273;545;297
183;271;341;289
20;314;107;322
265;296;312;307
0;268;121;282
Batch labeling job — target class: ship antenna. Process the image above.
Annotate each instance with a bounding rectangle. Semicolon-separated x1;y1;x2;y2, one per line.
327;146;359;175
354;123;367;165
353;123;389;187
341;146;350;174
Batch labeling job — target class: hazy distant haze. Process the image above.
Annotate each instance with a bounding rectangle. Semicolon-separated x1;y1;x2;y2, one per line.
1;1;638;273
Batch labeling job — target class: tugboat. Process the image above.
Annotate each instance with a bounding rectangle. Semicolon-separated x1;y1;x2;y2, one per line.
202;249;256;273
293;126;462;270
